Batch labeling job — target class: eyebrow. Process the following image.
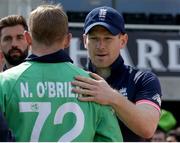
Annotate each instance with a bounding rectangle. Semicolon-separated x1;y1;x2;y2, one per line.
3;33;24;37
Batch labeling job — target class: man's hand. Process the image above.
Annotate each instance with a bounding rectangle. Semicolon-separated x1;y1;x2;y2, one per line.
71;72;117;105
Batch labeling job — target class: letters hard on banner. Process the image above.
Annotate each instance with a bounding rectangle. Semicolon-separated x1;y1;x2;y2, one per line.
67;25;180;101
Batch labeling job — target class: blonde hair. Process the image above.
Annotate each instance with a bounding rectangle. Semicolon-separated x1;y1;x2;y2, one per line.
29;4;68;46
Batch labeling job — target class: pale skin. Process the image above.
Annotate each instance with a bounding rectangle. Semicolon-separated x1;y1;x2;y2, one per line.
24;31;72;56
72;26;160;138
0;25;29;69
0;50;4;71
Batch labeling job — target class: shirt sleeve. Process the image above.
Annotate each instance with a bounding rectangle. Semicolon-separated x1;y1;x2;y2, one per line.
134;71;162;111
0;110;15;142
94;106;123;142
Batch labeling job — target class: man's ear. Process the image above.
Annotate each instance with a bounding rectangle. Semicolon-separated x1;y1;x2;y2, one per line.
119;33;128;49
0;36;2;49
24;31;32;45
64;33;72;48
83;34;87;49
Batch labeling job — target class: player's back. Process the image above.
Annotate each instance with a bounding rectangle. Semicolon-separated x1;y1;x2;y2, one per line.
0;61;122;142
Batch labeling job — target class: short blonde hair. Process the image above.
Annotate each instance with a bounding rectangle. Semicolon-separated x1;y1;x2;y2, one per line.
29;4;68;45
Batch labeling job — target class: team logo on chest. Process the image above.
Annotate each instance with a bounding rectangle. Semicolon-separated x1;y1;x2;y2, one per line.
119;87;127;97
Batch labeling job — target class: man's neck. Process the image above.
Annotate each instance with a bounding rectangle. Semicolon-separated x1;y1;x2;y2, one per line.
96;67;111;79
31;40;64;56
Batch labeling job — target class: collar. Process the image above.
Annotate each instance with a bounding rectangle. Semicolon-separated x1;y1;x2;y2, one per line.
88;55;125;76
25;49;73;63
2;64;7;72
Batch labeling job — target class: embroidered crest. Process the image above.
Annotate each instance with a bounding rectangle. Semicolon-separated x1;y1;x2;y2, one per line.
99;8;107;21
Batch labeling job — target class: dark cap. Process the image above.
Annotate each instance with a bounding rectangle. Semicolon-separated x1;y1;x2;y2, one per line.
84;6;125;35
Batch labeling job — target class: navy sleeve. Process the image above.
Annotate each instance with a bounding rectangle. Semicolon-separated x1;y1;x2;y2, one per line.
134;71;162;108
0;111;15;142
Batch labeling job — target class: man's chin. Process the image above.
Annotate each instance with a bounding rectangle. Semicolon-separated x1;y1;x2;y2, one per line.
95;64;110;68
8;58;23;66
10;54;21;58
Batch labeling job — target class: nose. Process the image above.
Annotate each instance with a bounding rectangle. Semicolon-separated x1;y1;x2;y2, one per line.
96;39;105;49
11;38;18;47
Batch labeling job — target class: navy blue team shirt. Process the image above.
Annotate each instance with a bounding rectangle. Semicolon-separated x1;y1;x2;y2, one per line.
88;55;162;142
0;111;15;142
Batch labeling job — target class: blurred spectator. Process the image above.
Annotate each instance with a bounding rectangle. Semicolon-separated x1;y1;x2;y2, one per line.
166;129;179;142
158;109;177;132
0;15;29;71
150;128;166;142
175;126;180;141
0;50;4;72
0;110;15;141
150;110;179;142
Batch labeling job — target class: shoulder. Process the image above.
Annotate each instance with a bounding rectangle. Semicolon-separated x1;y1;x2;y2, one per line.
65;62;90;77
0;62;31;83
125;66;161;92
126;66;160;84
130;68;162;107
136;70;159;84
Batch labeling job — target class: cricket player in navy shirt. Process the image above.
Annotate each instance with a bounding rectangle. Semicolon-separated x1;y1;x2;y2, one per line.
72;6;162;141
0;111;15;141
